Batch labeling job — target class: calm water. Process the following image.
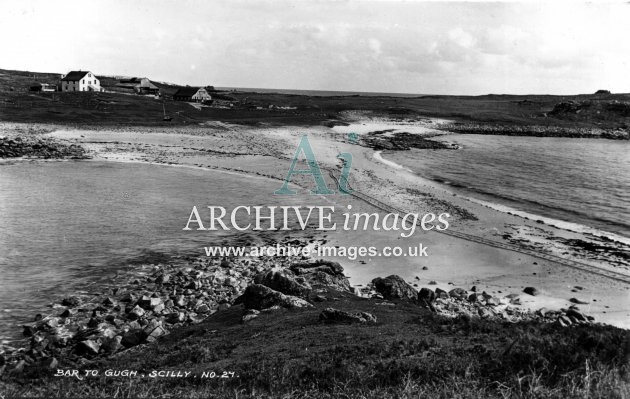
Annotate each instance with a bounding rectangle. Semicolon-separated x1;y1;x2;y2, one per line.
0;161;331;341
386;135;630;240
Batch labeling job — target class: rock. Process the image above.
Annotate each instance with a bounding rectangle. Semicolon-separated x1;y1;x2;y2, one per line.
102;297;116;307
100;336;123;354
196;304;211;313
319;308;377;324
254;268;311;297
569;298;589;305
138;296;163;310
422;266;429;270
558;315;572;327
61;296;81;308
477;308;493;318
76;339;101;356
175;295;187;308
240;284;314;310
120;292;138;303
448;288;467;299
59;308;78;318
121;329;143;348
44;357;58;369
22;324;36;337
371;275;417;300
428;280;437;285
468;293;481;303
242;313;258;323
166;312;186;324
156;274;170;284
314;295;327;302
523;287;539;296
566;308;588;322
127;305;145;320
142;320;166;343
418;288;436;304
435;288;448;298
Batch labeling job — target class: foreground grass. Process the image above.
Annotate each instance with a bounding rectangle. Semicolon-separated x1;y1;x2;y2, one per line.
2;291;629;398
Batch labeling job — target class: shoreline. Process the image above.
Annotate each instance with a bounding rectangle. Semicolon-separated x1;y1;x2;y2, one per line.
1;120;629;332
373;149;630;247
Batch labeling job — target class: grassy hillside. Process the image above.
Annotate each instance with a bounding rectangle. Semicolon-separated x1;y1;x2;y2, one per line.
3;288;629;398
2;68;630;130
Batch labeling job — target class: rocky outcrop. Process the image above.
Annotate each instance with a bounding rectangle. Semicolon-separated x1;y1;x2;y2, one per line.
361;132;453;151
319;308;377;324
253;268;311;297
289;260;351;292
371;275;417;300
239;284;313;311
0;136;88;158
439;121;629;140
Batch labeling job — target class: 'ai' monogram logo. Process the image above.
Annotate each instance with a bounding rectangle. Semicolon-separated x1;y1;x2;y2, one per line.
275;135;353;195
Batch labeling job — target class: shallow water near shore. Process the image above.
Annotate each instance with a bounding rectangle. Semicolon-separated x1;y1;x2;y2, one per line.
0;160;334;341
385;134;630;241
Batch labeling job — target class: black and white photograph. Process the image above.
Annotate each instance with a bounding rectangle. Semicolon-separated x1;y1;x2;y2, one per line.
0;1;629;398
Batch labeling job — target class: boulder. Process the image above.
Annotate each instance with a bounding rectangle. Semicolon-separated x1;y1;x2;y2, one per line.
121;329;143;348
418;288;436;304
435;287;448;298
254;268;311;297
138;296;163;310
76;339;101;356
240;284;313;310
61;296;81;308
569;298;589;305
565;308;588;322
142;320;166;343
319;308;377;324
448;288;467;299
371;275;417;300
523;287;539;296
290;260;350;291
127;305;145;320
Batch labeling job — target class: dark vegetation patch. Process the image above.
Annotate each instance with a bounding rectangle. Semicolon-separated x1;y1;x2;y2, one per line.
2;69;630;135
3;290;628;398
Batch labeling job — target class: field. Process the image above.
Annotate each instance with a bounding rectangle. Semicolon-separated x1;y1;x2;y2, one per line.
2;68;630;130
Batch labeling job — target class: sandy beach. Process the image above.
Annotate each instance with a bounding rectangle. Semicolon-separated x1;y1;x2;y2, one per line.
2;115;625;329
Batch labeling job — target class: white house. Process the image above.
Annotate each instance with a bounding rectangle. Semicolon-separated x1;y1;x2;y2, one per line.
60;71;103;92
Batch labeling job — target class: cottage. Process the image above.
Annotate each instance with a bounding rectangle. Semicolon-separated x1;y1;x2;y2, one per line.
115;77;160;95
60;71;102;92
173;87;211;102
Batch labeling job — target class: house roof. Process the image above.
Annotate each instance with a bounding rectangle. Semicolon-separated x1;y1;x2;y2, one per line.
61;71;91;81
173;87;202;97
137;79;158;89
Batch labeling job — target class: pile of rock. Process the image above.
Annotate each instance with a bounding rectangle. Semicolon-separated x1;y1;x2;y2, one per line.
438;122;629;140
366;275;595;326
0;136;88;159
237;260;352;323
0;255;281;374
0;256;352;375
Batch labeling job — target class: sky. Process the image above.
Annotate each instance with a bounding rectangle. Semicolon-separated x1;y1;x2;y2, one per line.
1;0;629;95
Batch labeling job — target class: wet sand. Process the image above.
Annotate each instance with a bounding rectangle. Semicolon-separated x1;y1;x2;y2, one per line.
3;118;628;328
